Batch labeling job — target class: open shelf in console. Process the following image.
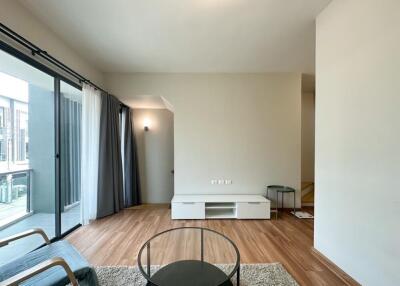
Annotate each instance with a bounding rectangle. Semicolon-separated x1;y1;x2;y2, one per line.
205;208;236;219
205;202;236;218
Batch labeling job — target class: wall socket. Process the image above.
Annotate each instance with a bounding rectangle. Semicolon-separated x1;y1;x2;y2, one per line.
211;179;232;185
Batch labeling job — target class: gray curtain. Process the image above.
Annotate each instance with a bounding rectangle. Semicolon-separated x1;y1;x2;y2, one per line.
97;93;124;218
121;107;141;207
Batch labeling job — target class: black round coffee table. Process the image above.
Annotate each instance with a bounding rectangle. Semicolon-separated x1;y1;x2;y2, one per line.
137;227;240;286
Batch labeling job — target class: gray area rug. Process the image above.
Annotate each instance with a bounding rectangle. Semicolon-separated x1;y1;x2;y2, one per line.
95;263;299;286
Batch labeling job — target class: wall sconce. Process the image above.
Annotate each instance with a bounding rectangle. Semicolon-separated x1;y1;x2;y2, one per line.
143;118;151;131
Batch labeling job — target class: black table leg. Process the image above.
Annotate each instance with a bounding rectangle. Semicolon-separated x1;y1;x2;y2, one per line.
276;190;278;219
293;191;296;217
237;264;240;286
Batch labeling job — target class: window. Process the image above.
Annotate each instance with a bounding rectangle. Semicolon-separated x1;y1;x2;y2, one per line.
0;45;82;264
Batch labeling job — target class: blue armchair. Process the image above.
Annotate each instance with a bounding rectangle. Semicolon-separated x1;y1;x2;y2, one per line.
0;228;98;286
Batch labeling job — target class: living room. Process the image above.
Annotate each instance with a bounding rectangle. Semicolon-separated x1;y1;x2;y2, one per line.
0;1;398;286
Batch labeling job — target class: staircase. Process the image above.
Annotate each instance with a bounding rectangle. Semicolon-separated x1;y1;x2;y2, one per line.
301;181;314;206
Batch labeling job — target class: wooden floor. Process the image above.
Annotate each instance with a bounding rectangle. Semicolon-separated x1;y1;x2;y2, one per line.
66;206;359;286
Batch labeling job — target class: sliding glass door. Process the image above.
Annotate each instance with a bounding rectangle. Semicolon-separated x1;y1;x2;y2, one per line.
60;80;82;234
0;48;56;263
0;46;82;264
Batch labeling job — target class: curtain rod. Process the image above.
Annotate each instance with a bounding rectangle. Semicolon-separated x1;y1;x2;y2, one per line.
0;23;129;108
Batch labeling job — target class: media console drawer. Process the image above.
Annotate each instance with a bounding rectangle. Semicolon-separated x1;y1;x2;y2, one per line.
236;202;270;219
171;202;205;219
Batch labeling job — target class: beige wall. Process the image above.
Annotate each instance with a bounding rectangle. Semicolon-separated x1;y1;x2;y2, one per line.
106;73;302;208
133;108;174;204
316;0;400;285
301;92;315;182
0;0;104;86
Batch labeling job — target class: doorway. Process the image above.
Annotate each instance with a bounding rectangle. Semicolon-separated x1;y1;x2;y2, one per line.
301;75;315;209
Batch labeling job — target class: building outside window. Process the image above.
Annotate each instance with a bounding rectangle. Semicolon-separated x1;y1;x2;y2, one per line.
0;71;30;223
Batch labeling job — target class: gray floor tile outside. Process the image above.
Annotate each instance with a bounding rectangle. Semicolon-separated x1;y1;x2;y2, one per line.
0;205;80;266
0;196;27;224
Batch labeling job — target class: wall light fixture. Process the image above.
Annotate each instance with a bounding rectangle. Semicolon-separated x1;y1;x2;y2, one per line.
143;118;151;131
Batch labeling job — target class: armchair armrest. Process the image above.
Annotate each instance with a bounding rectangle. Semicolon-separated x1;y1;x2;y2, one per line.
0;257;78;286
0;228;50;248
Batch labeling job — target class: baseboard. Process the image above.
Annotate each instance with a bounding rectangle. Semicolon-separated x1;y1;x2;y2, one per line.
128;203;170;210
311;247;361;286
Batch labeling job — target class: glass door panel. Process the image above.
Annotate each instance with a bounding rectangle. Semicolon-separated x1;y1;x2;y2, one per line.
60;81;82;234
0;49;55;264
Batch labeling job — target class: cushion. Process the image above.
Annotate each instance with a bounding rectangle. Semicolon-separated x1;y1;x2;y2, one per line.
0;240;98;286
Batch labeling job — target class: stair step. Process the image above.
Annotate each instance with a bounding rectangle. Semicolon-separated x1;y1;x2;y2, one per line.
301;181;314;191
302;190;314;203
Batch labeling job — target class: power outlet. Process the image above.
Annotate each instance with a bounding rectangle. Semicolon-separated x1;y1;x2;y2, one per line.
218;179;224;185
225;179;232;185
211;179;217;185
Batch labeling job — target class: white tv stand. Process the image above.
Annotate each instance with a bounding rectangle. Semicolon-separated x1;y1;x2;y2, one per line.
171;195;270;220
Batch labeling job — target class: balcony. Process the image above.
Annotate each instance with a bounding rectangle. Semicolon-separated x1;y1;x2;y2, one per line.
0;169;31;228
0;169;80;265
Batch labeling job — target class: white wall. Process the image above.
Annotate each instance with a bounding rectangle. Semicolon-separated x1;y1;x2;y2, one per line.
315;1;400;285
133;108;174;204
301;92;315;182
0;0;104;86
106;73;302;207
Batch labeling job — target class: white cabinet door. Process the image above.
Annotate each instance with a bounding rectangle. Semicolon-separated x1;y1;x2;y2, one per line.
171;202;205;219
236;202;270;219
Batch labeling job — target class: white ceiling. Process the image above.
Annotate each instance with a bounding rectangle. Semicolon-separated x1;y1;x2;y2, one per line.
19;0;330;73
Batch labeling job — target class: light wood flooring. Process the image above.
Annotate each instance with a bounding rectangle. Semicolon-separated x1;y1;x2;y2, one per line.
66;205;359;286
